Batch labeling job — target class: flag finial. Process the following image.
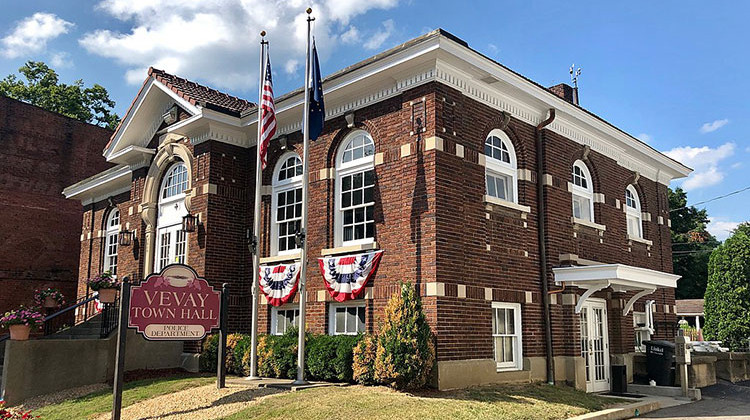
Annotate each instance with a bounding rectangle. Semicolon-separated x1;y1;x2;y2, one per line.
260;30;266;37
306;7;312;14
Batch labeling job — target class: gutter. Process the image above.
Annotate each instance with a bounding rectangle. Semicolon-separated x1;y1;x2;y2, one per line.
535;108;556;384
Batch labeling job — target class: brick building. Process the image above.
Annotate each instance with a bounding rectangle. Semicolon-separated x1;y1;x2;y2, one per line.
0;96;112;324
64;30;690;391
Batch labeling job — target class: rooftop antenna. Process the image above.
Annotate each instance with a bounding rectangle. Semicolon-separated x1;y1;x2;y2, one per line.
570;64;581;105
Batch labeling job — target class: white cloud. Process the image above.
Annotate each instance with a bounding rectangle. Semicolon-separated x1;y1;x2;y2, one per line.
50;51;73;68
665;142;735;191
80;0;400;91
487;43;499;56
1;13;74;58
363;19;395;50
637;133;652;143
707;218;742;241
340;26;360;44
699;118;729;134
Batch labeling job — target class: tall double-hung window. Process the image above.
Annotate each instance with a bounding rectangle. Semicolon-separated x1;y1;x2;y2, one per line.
271;153;303;255
484;129;518;203
571;160;595;222
335;131;375;247
103;208;120;275
625;185;643;238
154;162;188;271
492;302;523;371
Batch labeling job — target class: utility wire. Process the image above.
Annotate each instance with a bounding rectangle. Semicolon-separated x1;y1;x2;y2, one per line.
670;185;750;212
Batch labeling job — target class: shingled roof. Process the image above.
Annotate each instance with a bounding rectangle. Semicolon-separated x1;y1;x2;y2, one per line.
148;67;255;116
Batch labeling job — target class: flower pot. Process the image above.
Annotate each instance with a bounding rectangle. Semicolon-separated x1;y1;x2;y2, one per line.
98;288;117;303
9;324;31;341
43;296;58;308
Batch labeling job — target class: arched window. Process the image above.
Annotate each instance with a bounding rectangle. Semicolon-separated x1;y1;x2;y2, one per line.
625;185;643;238
335;130;375;247
154;162;188;271
484;129;518;203
103;208;120;275
571;160;595;222
272;153;303;255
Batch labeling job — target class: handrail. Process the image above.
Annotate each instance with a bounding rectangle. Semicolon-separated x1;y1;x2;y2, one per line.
44;293;99;323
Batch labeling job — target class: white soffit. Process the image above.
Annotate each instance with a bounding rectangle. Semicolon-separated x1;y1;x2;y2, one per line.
62;165;132;204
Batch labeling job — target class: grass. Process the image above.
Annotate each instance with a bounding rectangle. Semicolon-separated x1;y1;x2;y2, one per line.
33;375;215;420
221;383;624;420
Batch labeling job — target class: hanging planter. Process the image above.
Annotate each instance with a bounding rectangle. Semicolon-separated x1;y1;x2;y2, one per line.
1;306;44;341
34;288;66;309
87;271;121;304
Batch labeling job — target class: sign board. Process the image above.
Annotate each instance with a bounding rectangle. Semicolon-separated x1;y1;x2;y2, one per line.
128;264;221;340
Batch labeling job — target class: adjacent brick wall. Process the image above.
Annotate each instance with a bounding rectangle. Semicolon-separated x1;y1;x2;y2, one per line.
0;96;112;328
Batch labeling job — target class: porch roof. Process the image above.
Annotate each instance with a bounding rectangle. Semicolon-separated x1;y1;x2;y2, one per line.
552;264;681;315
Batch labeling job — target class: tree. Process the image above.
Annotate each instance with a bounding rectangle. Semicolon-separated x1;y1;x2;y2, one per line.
703;224;750;350
669;187;719;299
0;61;119;130
374;282;435;390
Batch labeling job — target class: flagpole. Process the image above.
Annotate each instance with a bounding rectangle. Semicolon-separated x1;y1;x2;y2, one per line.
293;7;314;385
248;30;267;380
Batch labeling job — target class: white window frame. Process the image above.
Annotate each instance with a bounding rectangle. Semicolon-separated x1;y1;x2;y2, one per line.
328;301;366;336
103;208;120;275
492;302;523;371
484;129;518;204
625;185;643;238
271;152;303;256
633;311;651;352
154;163;189;272
571;160;595;223
335;130;376;247
271;305;300;335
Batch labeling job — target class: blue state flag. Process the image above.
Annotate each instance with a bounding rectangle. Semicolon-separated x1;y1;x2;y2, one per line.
308;40;325;141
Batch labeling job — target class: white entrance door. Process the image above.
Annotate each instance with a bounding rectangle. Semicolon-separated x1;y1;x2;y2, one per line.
580;299;610;393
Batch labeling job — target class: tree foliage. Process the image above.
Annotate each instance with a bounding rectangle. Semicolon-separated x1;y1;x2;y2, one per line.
0;61;120;130
703;223;750;350
374;282;435;390
669;187;719;299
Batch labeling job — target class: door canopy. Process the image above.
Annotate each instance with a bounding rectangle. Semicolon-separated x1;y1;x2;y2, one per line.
552;264;681;315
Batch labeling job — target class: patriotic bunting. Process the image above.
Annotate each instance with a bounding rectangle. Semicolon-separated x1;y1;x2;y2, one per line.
259;262;300;307
318;250;383;302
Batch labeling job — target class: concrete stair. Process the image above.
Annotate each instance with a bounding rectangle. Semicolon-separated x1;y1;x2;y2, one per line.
43;315;106;340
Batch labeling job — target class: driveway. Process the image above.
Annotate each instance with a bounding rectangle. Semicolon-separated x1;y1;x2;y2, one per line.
639;380;750;419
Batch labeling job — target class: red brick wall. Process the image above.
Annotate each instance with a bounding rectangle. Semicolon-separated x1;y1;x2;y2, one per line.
0;96;112;327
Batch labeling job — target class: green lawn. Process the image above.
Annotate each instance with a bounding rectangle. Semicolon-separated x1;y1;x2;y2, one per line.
222;383;622;420
34;375;215;420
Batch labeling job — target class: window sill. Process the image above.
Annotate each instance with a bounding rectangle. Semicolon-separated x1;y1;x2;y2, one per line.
628;235;653;246
571;217;607;232
484;195;531;214
321;241;378;256
260;251;301;264
496;365;523;373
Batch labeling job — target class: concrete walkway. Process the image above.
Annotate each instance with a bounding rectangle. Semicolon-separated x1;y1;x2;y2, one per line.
638;380;750;419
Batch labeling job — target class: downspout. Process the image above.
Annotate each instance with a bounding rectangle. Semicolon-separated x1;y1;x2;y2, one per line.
536;108;556;385
85;203;95;297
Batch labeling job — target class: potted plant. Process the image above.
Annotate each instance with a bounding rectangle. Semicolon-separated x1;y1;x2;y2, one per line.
87;272;120;304
34;288;66;309
0;306;44;341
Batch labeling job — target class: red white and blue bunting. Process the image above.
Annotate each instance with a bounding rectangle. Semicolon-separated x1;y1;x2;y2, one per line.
318;250;384;302
258;262;301;307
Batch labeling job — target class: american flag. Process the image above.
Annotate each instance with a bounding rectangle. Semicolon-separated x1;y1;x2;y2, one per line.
259;51;276;169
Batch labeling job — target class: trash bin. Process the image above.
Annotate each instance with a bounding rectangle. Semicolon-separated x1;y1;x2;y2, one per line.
644;340;675;386
611;365;627;394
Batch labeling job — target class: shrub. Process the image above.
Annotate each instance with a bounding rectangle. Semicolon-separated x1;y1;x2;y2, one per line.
232;334;253;375
199;334;220;373
374;282;435;390
260;327;299;379
704;225;750;350
353;334;378;385
332;334;361;382
306;334;337;381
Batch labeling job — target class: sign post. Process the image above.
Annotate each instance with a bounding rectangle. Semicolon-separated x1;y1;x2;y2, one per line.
112;277;131;420
217;283;229;389
111;265;223;419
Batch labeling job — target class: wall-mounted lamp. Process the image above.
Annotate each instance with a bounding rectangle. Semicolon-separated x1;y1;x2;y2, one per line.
182;213;199;232
118;230;134;246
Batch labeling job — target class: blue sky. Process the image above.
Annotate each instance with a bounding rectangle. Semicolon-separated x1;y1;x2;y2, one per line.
2;1;748;239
